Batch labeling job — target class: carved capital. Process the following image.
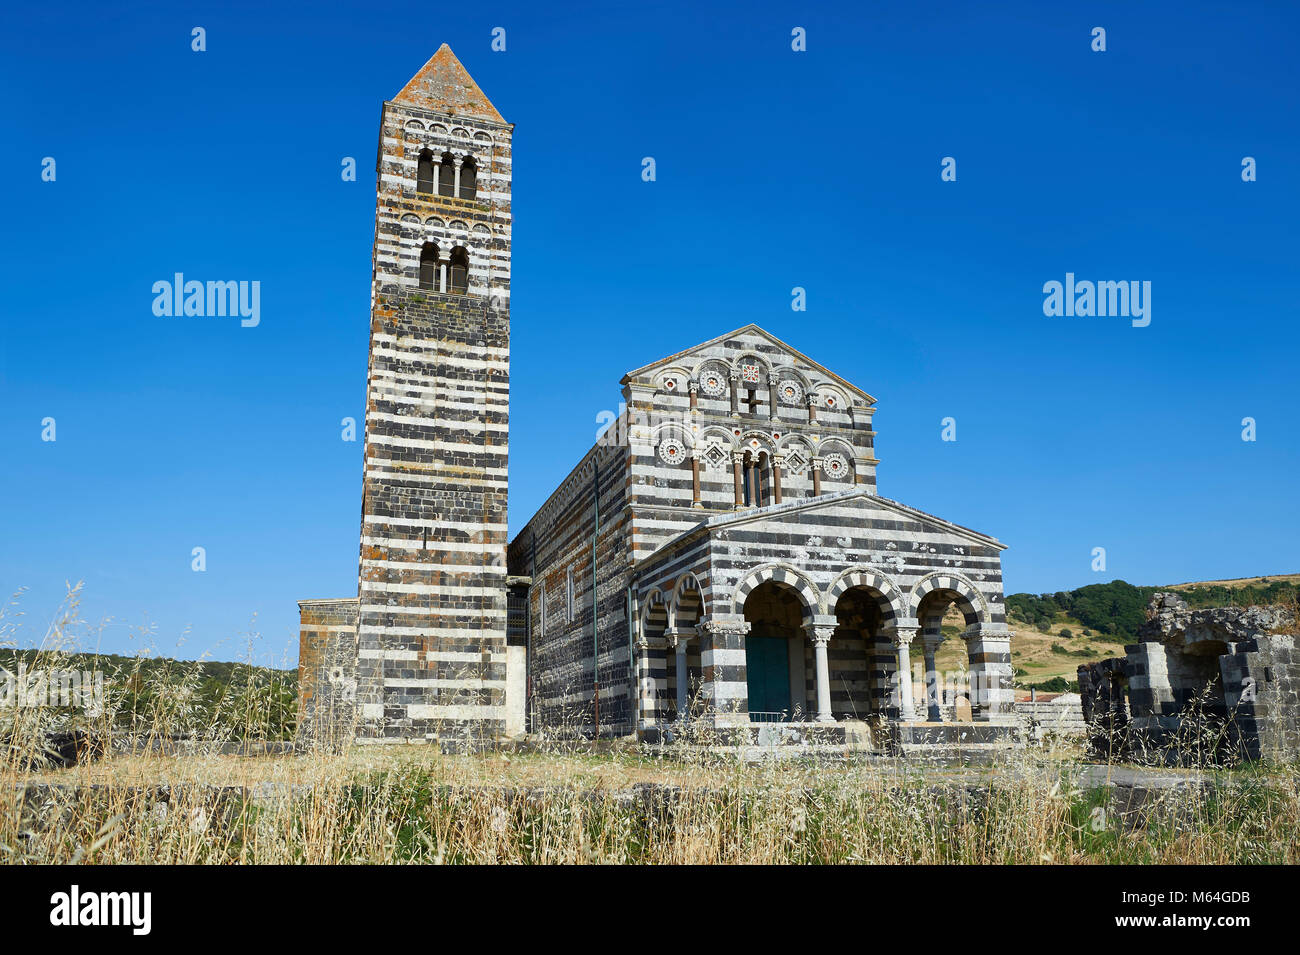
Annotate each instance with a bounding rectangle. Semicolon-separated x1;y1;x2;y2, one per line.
700;617;751;637
805;625;834;647
889;625;919;649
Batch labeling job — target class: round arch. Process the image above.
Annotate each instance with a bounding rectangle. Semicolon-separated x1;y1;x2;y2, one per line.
908;571;989;627
825;566;905;627
731;563;821;621
639;588;668;638
669;573;706;630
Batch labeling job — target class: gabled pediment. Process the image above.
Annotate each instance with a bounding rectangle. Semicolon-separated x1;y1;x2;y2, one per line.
636;488;1005;572
705;489;1005;550
620;324;875;405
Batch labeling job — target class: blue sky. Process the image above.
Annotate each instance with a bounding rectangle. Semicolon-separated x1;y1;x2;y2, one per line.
2;1;1297;665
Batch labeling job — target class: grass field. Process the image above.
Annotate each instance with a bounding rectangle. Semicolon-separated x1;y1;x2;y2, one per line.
7;745;1300;864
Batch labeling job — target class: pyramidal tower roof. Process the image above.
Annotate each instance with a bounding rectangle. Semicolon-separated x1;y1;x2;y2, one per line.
392;44;507;124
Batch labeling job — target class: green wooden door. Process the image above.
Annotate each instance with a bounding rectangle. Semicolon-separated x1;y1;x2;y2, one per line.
746;636;791;717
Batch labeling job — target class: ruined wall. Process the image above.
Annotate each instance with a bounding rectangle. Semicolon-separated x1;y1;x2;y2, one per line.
1081;593;1299;762
297;599;360;749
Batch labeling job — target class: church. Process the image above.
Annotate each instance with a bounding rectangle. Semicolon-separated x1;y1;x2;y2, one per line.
296;46;1017;753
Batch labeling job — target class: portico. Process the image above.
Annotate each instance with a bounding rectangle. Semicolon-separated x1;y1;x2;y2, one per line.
630;488;1016;747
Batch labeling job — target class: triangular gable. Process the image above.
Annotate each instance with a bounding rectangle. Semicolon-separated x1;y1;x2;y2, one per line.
637;488;1004;571
620;323;875;404
392;44;507;124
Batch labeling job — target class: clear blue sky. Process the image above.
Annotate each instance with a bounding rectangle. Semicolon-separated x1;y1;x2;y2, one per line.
2;1;1297;665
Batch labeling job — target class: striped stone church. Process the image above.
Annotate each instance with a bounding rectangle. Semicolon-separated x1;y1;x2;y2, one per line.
296;46;1017;752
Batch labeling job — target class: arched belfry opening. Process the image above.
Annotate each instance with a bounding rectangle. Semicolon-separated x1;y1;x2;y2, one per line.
417;149;435;194
448;246;469;294
438;152;456;197
418;242;440;291
459;156;477;199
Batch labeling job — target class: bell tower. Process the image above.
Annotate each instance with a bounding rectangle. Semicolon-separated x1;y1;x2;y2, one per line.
355;45;512;743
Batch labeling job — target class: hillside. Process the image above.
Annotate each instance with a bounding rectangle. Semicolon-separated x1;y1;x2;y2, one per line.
0;648;297;740
943;575;1300;691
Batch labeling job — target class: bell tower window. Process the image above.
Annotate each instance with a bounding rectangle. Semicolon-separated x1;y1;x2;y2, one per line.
418;242;440;291
417;149;435;194
438;152;456;197
448;246;469;294
459;157;477;199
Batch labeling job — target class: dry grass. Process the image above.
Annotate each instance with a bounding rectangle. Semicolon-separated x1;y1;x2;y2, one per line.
7;745;1300;865
5;586;1299;865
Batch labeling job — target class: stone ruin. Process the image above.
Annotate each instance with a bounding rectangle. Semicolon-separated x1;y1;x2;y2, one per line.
1079;592;1298;763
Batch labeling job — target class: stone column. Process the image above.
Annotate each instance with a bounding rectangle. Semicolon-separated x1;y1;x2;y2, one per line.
731;452;745;507
453;162;461;196
690;451;701;507
688;379;698;413
666;630;691;721
810;457;822;497
431;164;440;194
805;620;836;722
807;393;817;425
766;373;779;421
634;636;656;732
729;373;741;416
438;263;447;294
962;624;1015;722
892;626;919;721
698;616;751;728
923;634;944;723
771;454;784;504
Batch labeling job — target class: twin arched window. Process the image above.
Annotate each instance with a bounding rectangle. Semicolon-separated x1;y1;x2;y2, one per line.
417;149;477;199
418;242;469;294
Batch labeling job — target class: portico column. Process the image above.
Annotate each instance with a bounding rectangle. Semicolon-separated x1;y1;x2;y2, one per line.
771;454;784;504
731;452;745;507
453;160;461;196
698;616;751;728
666;630;690;721
688;379;699;413
634;636;655;731
766;373;779;421
892;626;919;721
923;634;944;722
962;623;1016;722
807;394;817;425
810;456;823;497
804;619;836;722
689;450;701;507
431;164;440;193
729;373;741;416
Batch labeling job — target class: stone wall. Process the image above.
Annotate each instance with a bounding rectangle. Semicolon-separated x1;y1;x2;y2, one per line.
297;599;360;749
1079;593;1298;763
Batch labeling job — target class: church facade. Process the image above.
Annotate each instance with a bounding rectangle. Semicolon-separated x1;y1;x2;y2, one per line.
297;47;1017;752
